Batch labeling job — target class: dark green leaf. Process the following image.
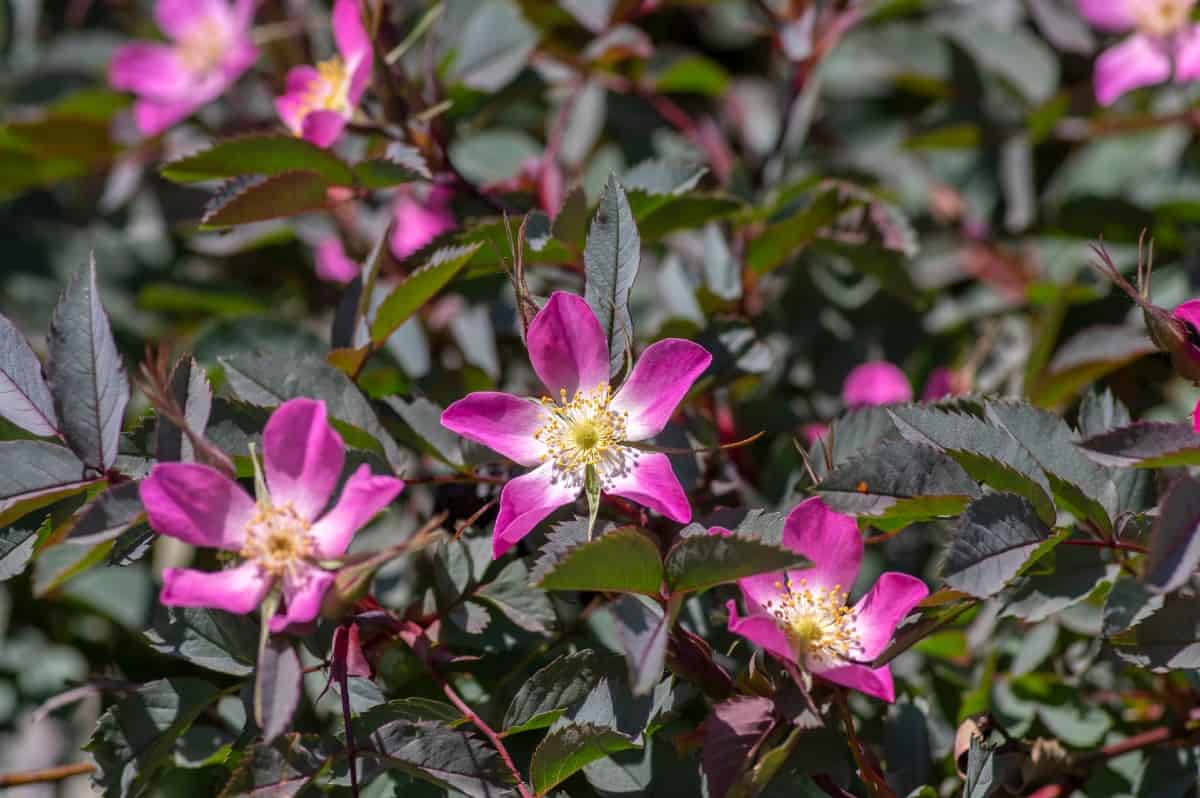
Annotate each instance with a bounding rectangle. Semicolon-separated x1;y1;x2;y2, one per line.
1103;577;1164;636
1078;421;1200;469
664;533;809;595
530;722;638;795
160;134;354;185
746;190;839;274
503;649;609;734
1032;325;1157;408
1002;544;1116;623
155;357;214;463
609;594;670;696
143;605;259;676
370;243;483;345
0;312;59;436
85;677;221;798
1144;475;1200;594
68;481;144;544
0;440;93;525
817;438;979;522
476;559;556;634
453;0;538;91
350;157;424;190
1112;592;1200;671
535;526;664;595
942;493;1051;598
584;175;641;376
48;257;129;472
202;171;331;228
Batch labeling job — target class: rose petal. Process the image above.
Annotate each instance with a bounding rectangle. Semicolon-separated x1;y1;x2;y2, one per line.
390;191;456;260
611;339;711;440
314;237;360;284
816;663;895;703
726;600;796;664
270;565;336;632
852;572;929;660
1075;0;1137;32
276;66;321;135
737;572;787;614
526;292;611;399
333;0;371;63
921;366;956;401
310;464;404;559
140;462;255;550
603;449;691;522
302;109;350;148
160;562;271;614
1094;34;1172;106
132;98;201;136
109;43;190;100
842;361;913;408
440;392;551;467
263;398;345;522
155;0;233;40
781;497;863;594
493;462;579;558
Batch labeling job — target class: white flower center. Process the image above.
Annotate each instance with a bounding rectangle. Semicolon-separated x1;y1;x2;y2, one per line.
1134;0;1194;37
240;503;315;577
762;576;860;667
176;16;232;75
534;384;635;488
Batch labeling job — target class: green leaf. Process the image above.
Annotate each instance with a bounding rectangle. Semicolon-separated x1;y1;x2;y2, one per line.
370;242;483;345
817;438;980;523
664;533;809;595
1143;475;1200;594
0;440;95;526
942;493;1051;599
530;722;638;795
143;605;259;676
1078;421;1200;469
453;0;538;91
536;526;664;595
48;257;129;472
1111;592;1200;671
608;594;671;696
202;171;331;228
984;400;1117;531
1002;545;1117;623
584;175;641;376
160;134;355;185
652;54;731;96
67;481;144;544
85;677;222;798
746;189;839;274
889;405;1057;524
503;649;610;734
1103;577;1163;636
1030;325;1157;408
0;312;59;436
636;193;745;240
351;157;424;190
353;713;514;797
476;559;556;634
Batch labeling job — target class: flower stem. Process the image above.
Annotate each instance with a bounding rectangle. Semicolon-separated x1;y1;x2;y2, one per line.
441;680;534;798
0;762;95;787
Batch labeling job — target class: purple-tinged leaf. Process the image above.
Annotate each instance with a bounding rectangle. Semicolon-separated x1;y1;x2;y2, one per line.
202;171;331;228
1032;325;1157;408
1144;476;1200;594
609;594;670;696
155;357;213;463
0;313;59;436
255;636;302;745
1078;421;1200;469
1111;592;1200;671
160;133;355;185
68;480;144;544
48;257;129;473
941;493;1051;599
584;175;641;377
702;696;776;798
0;440;94;526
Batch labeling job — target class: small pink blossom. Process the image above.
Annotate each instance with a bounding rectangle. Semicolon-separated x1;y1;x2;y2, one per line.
1172;299;1200;372
441;292;711;557
109;0;258;136
1077;0;1200;105
484;157;565;216
920;366;969;401
314;236;360;284
390;185;457;260
724;497;928;702
801;422;829;447
140;398;403;632
842;361;913;408
275;0;372;148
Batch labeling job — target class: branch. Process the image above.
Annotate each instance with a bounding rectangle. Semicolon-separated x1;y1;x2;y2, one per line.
0;762;95;787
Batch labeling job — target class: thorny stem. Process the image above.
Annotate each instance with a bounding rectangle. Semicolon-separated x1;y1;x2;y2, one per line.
440;676;534;798
832;689;894;798
338;627;361;798
1027;724;1200;798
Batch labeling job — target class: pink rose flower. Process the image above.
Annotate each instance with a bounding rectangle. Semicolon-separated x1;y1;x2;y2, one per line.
842;361;913;408
108;0;258;136
275;0;372;148
441;291;711;558
314;236;360;284
920;366;970;401
1077;0;1200;105
390;185;457;260
1172;298;1200;374
725;497;928;702
140;398;403;632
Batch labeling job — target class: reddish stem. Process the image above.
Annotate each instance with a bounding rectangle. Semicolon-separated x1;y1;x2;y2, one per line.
1060;539;1149;554
441;680;534;798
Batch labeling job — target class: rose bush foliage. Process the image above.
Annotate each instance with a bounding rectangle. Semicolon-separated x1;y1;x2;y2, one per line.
3;0;1200;796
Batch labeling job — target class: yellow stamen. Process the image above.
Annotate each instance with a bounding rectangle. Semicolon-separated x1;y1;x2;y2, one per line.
1134;0;1193;37
240;502;315;578
176;16;232;74
533;383;633;487
763;579;861;666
